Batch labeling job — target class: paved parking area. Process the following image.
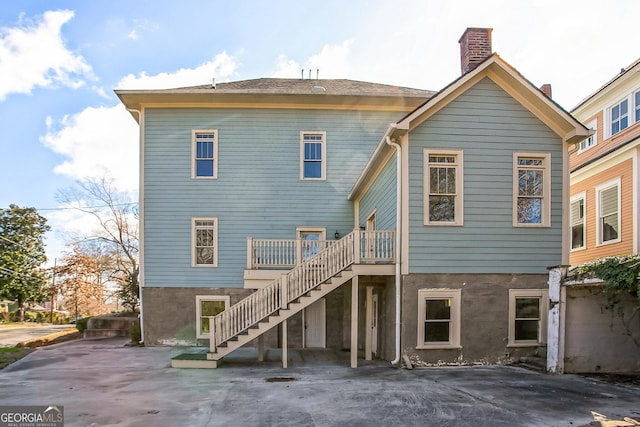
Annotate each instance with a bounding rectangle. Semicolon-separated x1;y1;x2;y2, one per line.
0;338;639;426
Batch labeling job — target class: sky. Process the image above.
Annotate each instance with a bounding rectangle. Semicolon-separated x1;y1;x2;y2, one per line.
1;0;638;263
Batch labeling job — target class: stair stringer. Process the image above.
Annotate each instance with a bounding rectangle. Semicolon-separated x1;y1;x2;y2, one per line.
207;268;354;361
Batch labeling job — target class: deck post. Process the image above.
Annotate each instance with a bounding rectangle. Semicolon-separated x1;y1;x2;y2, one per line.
282;319;288;368
257;335;264;362
365;286;373;361
354;230;361;264
209;316;216;353
246;237;253;269
350;275;359;368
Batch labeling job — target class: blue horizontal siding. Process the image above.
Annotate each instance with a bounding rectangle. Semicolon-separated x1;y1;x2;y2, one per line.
407;77;564;274
358;154;397;230
143;108;399;287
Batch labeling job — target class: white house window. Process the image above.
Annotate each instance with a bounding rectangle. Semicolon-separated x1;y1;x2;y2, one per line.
192;130;218;178
513;152;550;227
417;289;461;349
597;180;620;245
570;194;585;251
300;131;326;180
424;149;464;225
508;289;547;346
579;120;597;152
635;90;640;122
610;99;629;136
193;218;217;266
196;295;230;339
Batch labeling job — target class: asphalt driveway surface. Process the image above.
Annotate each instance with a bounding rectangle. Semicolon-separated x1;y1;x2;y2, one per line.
0;324;75;347
0;338;638;427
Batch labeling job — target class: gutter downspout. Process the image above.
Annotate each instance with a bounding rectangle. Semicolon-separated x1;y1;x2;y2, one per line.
128;108;144;345
386;135;402;366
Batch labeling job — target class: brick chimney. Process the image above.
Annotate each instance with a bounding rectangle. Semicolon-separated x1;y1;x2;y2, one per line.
540;84;552;98
459;27;493;75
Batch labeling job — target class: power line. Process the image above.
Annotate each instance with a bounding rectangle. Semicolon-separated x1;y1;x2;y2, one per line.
0;266;46;282
0;235;31;252
36;202;138;211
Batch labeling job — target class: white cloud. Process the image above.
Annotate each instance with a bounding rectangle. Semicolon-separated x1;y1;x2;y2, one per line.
272;54;300;78
270;40;354;81
305;40;353;79
116;52;238;89
0;10;94;101
42;52;241;194
42;104;139;191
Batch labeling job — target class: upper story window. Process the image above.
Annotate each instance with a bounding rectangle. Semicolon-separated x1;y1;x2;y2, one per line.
193;218;217;267
192;131;218;179
513;152;550;227
300;131;326;180
570;194;586;251
596;180;620;245
424;149;464;226
578;120;597;152
611;99;629;136
635;90;640;122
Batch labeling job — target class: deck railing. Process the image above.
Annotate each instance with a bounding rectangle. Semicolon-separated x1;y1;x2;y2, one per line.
211;230;395;352
246;229;395;269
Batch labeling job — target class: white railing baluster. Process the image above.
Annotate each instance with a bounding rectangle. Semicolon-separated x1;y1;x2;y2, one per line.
211;230;395;351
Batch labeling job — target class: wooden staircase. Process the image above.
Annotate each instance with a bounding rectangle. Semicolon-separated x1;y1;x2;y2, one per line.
172;231;364;368
209;268;354;362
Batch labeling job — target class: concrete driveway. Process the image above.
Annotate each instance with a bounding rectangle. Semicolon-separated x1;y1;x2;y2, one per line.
0;338;638;427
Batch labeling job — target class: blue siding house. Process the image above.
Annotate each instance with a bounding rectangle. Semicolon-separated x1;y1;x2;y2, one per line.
117;28;589;368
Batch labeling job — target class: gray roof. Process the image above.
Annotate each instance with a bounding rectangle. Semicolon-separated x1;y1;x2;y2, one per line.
170;78;434;98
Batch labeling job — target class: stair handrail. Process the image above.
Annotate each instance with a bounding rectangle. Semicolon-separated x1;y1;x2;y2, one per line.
211;230;357;351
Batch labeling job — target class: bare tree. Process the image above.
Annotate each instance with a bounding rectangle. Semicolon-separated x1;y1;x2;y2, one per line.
55;247;109;317
57;176;139;312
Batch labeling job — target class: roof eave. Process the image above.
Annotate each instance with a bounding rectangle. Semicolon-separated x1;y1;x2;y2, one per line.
396;54;590;144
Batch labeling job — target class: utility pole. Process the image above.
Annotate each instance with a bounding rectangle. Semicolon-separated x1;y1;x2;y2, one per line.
50;258;56;323
74;264;78;321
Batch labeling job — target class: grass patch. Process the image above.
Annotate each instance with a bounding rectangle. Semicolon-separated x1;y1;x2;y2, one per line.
0;347;34;369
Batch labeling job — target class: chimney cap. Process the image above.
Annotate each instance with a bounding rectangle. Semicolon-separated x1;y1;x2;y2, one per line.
458;27;493;43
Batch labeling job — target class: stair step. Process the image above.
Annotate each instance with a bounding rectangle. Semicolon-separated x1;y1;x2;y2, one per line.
519;356;547;372
198;260;356;364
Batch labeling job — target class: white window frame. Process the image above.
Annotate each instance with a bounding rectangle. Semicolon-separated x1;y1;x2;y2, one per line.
192;130;218;179
300;131;327;181
508;289;548;347
570;192;586;252
578;120;597;153
192;217;218;267
417;288;461;350
635;90;640;123
196;295;230;339
513;152;551;227
596;178;621;246
423;149;464;226
608;97;629;137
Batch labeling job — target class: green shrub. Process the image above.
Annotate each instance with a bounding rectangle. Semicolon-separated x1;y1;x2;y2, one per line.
129;320;142;345
75;317;90;333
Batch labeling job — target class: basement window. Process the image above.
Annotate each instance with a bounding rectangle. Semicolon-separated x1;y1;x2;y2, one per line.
508;289;547;347
417;289;461;349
